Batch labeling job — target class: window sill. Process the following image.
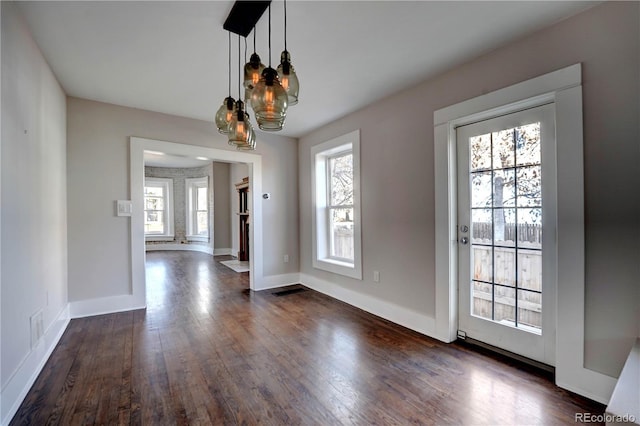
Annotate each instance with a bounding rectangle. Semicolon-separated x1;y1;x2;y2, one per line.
186;236;208;243
313;257;362;280
145;235;175;242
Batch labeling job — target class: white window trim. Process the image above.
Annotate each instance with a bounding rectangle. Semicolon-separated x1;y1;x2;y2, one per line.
185;176;209;242
433;63;616;404
144;177;174;241
311;129;362;279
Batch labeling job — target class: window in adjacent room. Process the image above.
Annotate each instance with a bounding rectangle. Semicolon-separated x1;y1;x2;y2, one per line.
144;177;174;240
186;177;209;241
311;130;362;279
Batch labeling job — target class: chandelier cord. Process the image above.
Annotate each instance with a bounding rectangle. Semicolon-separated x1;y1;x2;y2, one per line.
253;26;256;54
243;36;247;100
237;34;241;103
227;31;232;97
268;4;272;67
284;0;287;52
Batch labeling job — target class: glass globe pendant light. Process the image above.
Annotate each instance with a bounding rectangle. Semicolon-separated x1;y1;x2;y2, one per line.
215;32;236;134
243;28;265;100
250;4;288;132
276;0;299;106
228;35;256;149
227;100;255;148
235;113;256;150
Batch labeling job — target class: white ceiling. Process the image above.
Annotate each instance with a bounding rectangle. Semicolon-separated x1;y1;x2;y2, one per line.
18;1;597;140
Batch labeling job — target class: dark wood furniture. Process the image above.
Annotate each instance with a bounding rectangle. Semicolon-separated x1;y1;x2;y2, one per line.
236;177;249;261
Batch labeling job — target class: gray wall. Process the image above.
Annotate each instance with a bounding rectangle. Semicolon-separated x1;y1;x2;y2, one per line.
67;97;299;302
212;162;231;250
1;1;68;390
230;163;249;257
299;1;639;377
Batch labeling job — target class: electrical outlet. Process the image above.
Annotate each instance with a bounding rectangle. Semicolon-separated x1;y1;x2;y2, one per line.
284;254;289;263
373;270;380;283
30;310;44;349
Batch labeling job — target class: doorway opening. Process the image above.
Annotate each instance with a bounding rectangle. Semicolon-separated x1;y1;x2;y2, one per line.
130;137;264;310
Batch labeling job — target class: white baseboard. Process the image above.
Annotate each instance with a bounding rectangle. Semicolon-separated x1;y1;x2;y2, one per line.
606;338;640;424
145;243;213;255
1;304;70;426
254;273;301;291
299;273;437;338
69;294;145;319
213;248;233;256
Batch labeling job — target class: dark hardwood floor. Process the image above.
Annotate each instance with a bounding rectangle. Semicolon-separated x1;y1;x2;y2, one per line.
11;251;604;425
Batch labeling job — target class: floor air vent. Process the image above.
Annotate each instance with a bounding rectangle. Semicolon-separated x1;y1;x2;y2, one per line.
272;287;308;297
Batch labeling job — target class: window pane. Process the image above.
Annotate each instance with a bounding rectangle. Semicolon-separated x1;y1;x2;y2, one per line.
329;154;353;206
196;211;208;235
517;165;542;207
495;286;516;324
145;197;164;211
492;129;515;169
470;133;491;171
471;208;492;245
494;247;516;286
329;207;354;260
518;289;541;330
197;187;208;211
144;186;163;197
493;169;515;207
493;208;515;246
518;249;542;291
517;208;542;249
145;211;164;234
472;281;492;320
472;245;492;283
471;172;492;208
515;123;541;166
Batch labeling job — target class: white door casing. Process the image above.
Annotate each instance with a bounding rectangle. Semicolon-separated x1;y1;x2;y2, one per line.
434;64;616;403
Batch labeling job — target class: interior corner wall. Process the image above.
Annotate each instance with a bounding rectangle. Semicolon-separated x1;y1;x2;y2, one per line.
66;97;299;303
298;1;639;378
1;0;68;420
212;162;231;250
229;163;249;257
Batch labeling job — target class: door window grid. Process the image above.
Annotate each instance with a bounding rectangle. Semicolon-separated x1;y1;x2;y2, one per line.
469;123;542;333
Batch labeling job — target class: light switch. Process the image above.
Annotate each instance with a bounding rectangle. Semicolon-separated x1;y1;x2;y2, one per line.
116;200;132;216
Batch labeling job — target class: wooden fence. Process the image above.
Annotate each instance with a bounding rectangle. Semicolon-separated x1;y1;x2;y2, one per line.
472;245;542;329
473;222;542;247
333;226;354;260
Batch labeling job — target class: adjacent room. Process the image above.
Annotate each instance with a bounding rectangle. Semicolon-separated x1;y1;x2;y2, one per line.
2;1;638;424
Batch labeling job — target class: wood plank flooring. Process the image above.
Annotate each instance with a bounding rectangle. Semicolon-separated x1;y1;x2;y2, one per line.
11;251;605;425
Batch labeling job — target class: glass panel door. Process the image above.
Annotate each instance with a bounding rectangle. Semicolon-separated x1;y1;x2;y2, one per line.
457;104;556;365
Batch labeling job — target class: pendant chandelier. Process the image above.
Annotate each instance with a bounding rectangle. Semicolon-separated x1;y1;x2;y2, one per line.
214;32;235;134
276;0;299;105
219;0;299;148
228;34;256;149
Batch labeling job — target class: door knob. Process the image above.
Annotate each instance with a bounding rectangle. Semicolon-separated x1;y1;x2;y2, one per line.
460;237;469;245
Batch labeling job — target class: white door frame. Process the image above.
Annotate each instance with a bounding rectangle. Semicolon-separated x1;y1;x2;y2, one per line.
130;137;264;307
433;64;616;404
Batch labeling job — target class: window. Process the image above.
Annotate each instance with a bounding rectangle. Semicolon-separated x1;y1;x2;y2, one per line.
186;177;209;241
311;130;362;279
144;177;174;240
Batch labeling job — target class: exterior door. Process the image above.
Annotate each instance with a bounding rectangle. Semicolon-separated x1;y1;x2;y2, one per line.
456;104;556;366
